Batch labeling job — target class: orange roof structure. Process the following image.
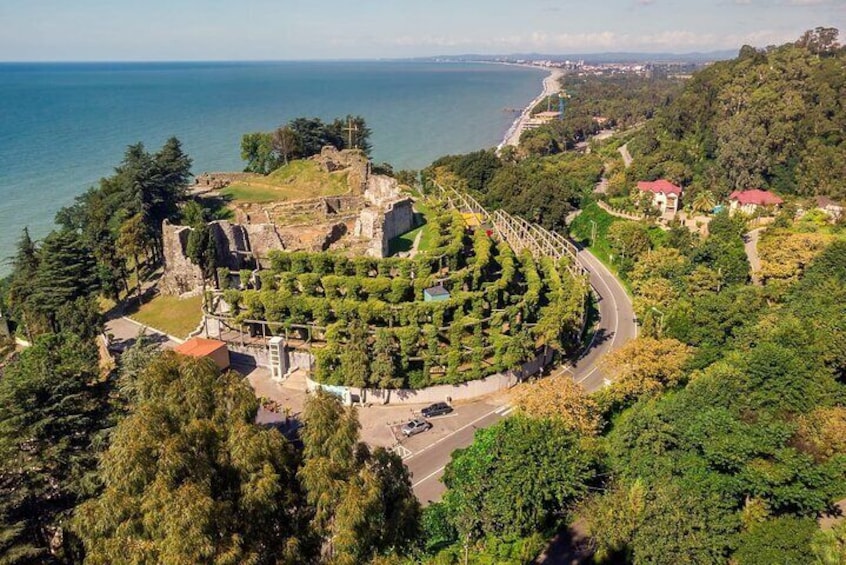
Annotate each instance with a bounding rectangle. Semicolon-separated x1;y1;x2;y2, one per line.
174;337;230;369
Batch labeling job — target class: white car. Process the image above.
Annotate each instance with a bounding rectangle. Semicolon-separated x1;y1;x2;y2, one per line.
401;419;432;437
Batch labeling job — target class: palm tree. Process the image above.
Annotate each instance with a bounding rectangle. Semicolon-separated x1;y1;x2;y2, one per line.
691;190;716;215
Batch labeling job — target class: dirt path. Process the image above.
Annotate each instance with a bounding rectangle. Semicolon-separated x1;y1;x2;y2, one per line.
743;227;765;285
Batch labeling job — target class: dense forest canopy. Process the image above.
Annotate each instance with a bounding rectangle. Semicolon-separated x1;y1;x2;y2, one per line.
522;73;684;153
426;150;603;232
628;27;846;200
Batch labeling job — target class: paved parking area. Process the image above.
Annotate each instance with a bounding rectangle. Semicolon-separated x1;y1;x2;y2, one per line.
244;365;510;461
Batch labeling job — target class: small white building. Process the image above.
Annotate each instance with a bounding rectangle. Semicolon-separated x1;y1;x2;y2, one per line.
636;179;682;215
729;189;783;216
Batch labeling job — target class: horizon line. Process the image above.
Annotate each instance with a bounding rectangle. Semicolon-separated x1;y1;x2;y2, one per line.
0;49;740;65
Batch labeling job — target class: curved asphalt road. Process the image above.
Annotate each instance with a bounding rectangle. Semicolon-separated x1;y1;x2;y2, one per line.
406;246;637;503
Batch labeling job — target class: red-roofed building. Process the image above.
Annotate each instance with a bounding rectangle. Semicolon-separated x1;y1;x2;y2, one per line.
728;189;783;216
636;179;682;215
174;337;230;370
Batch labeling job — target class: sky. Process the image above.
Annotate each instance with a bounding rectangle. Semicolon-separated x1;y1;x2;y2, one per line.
1;0;844;61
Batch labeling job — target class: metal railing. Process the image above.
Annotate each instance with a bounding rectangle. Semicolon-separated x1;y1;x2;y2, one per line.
434;183;587;277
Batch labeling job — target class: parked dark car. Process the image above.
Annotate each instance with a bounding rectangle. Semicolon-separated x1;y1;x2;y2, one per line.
421;402;453;418
401;419;432;437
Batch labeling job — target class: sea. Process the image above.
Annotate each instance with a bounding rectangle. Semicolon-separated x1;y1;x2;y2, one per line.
0;60;545;274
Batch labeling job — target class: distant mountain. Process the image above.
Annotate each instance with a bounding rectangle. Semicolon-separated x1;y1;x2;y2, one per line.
413;50;737;64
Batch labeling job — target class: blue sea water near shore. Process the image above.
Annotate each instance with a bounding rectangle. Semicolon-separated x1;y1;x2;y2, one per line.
0;60;545;273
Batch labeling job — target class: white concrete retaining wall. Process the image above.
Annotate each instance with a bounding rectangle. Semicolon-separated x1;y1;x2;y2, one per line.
305;348;553;406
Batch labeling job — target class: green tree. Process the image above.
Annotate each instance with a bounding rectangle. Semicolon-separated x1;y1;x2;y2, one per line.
691;190;716;214
272;125;300;165
607;221;652;266
31;230;99;332
298;390;419;562
734;516;817;565
440;417;598;543
240;131;278;174
74;353;307;564
5;228;40;339
0;333;104;564
147;136;192;251
371;329;401;392
186;223;218;289
339;319;371;388
812;519;846;565
116;212;149;306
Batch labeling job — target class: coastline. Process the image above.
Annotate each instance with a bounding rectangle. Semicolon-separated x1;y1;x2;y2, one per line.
497;67;564;151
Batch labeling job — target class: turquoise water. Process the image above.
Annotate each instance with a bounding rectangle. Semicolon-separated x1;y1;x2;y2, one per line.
0;61;544;272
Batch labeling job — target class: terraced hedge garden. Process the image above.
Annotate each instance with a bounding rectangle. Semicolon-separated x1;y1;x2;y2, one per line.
226;202;588;389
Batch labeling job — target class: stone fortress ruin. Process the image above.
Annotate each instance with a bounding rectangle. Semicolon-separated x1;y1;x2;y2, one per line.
162;147;415;296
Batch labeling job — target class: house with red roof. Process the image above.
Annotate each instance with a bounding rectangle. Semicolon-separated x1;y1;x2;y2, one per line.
728;189;783;216
636;179;682;215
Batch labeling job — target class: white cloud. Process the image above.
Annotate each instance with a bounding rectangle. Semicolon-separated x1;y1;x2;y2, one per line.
382;28;799;53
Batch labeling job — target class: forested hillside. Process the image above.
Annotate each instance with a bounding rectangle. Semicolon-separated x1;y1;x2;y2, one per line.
523;74;684;154
628;27;846;200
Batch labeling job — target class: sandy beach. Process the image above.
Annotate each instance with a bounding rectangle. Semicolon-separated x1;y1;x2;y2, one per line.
498;67;564;150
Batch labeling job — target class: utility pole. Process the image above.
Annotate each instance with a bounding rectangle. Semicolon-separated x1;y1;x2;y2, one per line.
589;219;597;246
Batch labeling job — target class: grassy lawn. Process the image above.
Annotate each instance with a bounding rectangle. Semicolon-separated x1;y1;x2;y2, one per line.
413;200;440;253
388;223;424;255
387;200;440;256
569;202;635;293
569;202;621;266
220;160;349;204
129;294;204;339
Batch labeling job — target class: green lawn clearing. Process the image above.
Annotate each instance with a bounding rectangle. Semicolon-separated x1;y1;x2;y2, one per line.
129;294;204;339
220;160;349;204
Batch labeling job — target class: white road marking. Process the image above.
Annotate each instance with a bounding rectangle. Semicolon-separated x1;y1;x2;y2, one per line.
405;405;507;461
574;251;623;387
390;445;413;460
413;465;446;488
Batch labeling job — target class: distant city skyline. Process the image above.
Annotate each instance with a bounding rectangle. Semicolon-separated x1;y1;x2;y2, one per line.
1;0;844;61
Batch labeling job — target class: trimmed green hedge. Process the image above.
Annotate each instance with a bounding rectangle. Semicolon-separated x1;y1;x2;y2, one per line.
227;200;587;388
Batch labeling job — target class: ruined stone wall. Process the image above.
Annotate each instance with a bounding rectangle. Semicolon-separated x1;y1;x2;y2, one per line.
161;220;286;295
354;197;415;258
313;147;369;195
231;195;365;227
211;221;251;270
161;221;204;296
382;198;414;242
364;174;401;206
243;224;285;266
